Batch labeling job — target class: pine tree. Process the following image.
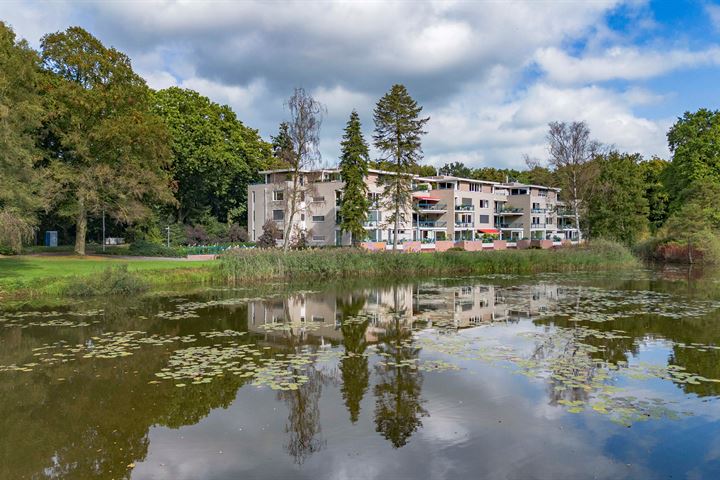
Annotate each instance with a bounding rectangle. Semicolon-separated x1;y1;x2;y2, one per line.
373;85;429;250
339;111;370;245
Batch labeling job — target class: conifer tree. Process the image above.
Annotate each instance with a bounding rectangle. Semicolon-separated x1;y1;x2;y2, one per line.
339;111;370;245
373;85;429;250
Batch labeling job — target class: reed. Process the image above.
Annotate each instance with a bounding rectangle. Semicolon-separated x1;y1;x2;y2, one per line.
218;239;637;284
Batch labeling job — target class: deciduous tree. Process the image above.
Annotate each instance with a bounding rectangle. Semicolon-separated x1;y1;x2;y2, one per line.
586;152;648;246
40;27;174;255
546;121;602;241
665;109;720;210
279;88;325;252
0;22;44;252
152;87;271;224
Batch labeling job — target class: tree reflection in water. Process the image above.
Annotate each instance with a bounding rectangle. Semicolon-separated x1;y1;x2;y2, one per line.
278;365;327;465
373;287;428;448
338;294;370;423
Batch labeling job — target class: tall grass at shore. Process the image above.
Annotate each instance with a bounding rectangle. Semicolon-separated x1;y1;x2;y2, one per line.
219;240;637;284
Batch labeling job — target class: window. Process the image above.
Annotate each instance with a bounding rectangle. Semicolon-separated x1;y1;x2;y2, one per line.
478;200;489;208
312;215;325;222
479;214;490;223
301;214;305;221
532;216;540;225
469;183;480;192
272;209;284;221
312;235;326;241
368;210;381;222
312;316;325;322
312;196;325;202
335;190;342;206
511;188;528;196
272;190;284;201
439;182;454;190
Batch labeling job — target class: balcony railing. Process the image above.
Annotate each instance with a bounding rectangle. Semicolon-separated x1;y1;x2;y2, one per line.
496;207;524;214
531;208;548;213
454;222;474;228
455;204;474;211
417;203;447;211
496;222;523;229
530;223;553;229
414;220;448;228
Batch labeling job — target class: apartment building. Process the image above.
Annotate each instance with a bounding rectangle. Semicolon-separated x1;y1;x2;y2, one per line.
247;168;579;246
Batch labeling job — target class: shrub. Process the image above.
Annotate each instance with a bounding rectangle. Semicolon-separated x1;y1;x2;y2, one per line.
446;246;464;252
128;240;183;257
64;265;149;297
257;220;281;249
227;223;249;242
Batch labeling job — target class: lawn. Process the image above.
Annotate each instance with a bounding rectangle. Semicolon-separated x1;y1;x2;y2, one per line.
0;255;216;297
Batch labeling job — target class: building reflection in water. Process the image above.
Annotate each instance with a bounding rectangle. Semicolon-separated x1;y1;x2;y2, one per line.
246;281;566;456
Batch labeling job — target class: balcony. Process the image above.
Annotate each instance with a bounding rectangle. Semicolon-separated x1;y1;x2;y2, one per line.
531;208;548;213
496;222;524;229
414;220;448;229
530;223;553;229
417;202;447;212
454;222;474;229
555;209;575;216
455;204;474;211
496;207;524;215
363;220;381;228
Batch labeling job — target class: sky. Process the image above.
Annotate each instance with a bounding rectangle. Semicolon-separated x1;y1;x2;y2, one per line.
2;0;719;170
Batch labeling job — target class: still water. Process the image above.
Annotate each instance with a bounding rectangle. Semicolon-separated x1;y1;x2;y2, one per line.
2;269;720;479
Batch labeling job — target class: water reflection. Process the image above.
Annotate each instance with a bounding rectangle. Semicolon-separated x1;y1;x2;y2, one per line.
1;270;720;478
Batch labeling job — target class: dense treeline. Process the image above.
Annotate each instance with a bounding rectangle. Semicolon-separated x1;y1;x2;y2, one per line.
0;22;272;254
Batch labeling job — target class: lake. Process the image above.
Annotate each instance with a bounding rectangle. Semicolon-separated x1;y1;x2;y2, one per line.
2;268;720;479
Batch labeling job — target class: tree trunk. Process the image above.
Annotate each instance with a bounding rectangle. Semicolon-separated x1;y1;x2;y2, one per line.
394;180;400;252
75;198;87;256
572;185;582;243
283;174;299;253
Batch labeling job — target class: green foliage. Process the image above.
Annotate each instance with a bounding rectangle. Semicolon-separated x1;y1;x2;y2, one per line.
586;152;649;246
152;87;271;224
63;264;149;297
339;111;370;244
128;240;183;258
39;27;174;255
373;84;429;247
660;183;720;263
0;22;44;252
665;109;720;210
257;219;280;249
438;161;473;178
640;157;670;232
270;121;293;168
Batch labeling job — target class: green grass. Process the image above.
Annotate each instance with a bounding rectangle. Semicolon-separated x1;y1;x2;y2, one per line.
0;255;215;298
1;240;638;299
219;240;638;284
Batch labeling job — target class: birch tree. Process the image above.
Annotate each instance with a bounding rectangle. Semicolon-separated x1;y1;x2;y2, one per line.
546;121;601;242
279;88;325;252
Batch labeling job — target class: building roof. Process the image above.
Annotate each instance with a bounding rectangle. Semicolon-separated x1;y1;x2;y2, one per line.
256;168;559;192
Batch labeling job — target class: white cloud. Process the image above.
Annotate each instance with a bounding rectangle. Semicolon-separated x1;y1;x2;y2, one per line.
536;46;720;84
708;3;720;31
1;0;686;170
